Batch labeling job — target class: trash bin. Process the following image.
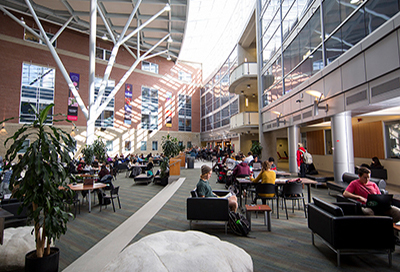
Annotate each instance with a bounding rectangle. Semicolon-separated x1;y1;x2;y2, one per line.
187;157;194;169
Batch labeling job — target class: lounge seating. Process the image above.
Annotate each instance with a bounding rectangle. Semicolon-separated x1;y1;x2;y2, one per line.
186;188;230;234
134;174;154;185
308;197;394;266
326;172;386;195
0;199;28;228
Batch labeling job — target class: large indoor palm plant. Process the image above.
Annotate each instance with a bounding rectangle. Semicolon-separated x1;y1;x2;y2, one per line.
159;134;180;180
3;104;76;270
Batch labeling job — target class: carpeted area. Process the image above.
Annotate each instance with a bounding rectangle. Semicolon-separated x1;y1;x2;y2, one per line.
55;164;400;271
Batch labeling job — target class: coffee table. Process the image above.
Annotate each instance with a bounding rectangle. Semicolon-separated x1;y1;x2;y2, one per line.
245;204;272;231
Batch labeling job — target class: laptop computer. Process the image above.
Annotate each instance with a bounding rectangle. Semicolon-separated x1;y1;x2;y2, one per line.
366;194;393;212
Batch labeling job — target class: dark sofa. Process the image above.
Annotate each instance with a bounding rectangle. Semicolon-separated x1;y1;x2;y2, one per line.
308;197;394;266
327;172;386;195
186;189;230;234
0;198;28;227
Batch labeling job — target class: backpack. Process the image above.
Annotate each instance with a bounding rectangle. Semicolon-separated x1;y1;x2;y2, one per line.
303;151;313;164
228;211;250;236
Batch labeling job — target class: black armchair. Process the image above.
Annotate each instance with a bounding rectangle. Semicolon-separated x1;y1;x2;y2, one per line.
186;188;230;234
308;197;394;267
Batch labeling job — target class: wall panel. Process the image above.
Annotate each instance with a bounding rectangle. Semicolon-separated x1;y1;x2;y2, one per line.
306;130;324;155
352;121;384;159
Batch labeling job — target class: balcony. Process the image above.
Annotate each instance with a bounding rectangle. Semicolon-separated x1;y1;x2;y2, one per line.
229;62;257;96
230;111;259;134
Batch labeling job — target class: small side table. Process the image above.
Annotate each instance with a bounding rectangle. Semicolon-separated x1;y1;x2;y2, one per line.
245;204;272;231
0;208;13;245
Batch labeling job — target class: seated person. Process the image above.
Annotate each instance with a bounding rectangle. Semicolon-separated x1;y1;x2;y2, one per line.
98;164;110;180
243;152;254;164
251;161;276;204
268;157;277;171
232;156;251;177
0;168;13;197
343;167;400;223
145;158;154;171
249;156;262;168
91;158;99;169
196;165;237;212
370;156;384;169
77;160;85;173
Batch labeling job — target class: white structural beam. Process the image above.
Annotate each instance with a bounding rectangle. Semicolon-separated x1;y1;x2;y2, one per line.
50;16;73;44
87;0;98;144
96;33;170;117
23;0;88;119
9;0;173;145
93;0;142;111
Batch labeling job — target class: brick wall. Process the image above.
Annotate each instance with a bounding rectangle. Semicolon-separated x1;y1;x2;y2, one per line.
0;11;202;158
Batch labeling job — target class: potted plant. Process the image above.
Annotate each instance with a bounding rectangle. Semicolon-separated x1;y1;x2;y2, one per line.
81;137;106;164
81;144;94;165
3;104;76;272
92;138;107;163
250;141;263;159
155;134;180;185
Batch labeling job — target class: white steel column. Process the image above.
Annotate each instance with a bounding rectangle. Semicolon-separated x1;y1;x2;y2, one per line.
331;111;354;182
87;0;97;145
288;125;299;173
255;0;265;158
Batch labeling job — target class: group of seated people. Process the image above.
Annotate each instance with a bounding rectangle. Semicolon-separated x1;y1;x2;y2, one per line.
197;153;400;244
197;152;280;212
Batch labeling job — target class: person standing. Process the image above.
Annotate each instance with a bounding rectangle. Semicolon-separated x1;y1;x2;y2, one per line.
297;143;306;177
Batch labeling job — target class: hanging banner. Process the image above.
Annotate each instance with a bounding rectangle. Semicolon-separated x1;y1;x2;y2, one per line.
165;91;172;128
67;72;79;121
124;83;132;124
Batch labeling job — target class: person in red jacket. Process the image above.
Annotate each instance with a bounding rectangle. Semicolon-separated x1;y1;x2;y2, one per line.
297;143;306;177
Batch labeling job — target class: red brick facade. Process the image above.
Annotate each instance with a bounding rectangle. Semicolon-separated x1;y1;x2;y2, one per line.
0;11;201;133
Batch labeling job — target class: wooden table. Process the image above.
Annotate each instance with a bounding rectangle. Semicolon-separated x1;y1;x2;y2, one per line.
276;171;291;177
0;208;13;245
68;183;106;212
245;204;272;231
237;177;318;207
275;178;318;203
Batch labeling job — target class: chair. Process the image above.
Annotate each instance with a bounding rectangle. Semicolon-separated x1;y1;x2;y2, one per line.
277;152;288;160
187;188;230;234
253;183;279;219
97;190;112;211
64;192;80;217
102;186;121;212
280;182;307;219
308;197;394;267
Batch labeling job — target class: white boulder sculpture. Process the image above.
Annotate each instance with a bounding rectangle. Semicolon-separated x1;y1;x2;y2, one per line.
102;230;253;272
0;226;35;271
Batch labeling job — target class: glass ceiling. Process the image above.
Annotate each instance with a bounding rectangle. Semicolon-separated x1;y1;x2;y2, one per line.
178;0;256;82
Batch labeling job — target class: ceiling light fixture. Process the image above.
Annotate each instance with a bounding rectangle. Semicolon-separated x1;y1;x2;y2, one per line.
247;84;251;89
102;34;108;41
167;36;173;43
165;4;171;11
167;54;171;61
